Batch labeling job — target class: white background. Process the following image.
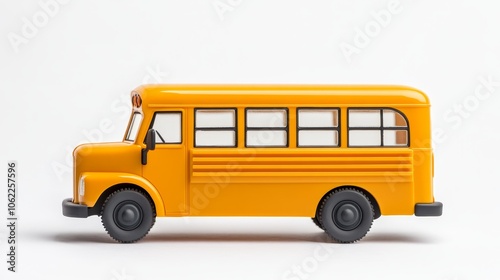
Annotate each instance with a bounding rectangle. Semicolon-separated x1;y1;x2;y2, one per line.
1;0;500;279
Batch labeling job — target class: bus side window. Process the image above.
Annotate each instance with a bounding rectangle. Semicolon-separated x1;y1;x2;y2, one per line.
194;109;237;147
151;112;182;144
245;108;288;147
297;108;340;147
348;108;408;147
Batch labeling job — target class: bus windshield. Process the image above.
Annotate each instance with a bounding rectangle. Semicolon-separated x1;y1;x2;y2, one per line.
125;113;143;142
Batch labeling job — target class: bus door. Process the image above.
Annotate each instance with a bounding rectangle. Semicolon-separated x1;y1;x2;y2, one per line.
143;110;187;214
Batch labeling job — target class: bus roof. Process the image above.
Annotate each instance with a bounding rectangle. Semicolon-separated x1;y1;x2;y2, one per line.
134;84;430;107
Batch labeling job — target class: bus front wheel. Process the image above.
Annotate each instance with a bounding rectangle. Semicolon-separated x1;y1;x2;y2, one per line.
319;188;374;243
100;188;156;243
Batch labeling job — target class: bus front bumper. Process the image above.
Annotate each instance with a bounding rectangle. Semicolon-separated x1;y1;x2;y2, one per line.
62;198;90;218
415;202;443;216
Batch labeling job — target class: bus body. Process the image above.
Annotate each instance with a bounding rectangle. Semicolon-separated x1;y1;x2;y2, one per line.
63;84;442;243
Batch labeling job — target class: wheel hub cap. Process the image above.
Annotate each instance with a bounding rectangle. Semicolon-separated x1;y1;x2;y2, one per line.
114;201;143;231
333;201;362;231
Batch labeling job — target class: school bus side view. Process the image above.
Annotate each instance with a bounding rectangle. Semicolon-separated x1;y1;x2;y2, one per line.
62;84;442;243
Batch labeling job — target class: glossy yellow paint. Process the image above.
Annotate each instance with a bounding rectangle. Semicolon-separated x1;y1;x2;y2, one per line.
72;84;435;218
79;172;166;216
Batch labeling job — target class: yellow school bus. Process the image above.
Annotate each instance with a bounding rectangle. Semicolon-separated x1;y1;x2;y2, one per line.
62;84;442;243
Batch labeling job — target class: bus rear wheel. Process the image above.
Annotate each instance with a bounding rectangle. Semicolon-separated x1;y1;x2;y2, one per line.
311;216;324;230
101;188;156;243
318;188;374;243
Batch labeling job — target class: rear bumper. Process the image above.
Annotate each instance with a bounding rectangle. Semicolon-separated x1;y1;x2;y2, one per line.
62;198;90;218
415;202;443;216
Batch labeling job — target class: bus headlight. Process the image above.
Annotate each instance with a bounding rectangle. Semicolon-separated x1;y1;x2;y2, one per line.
78;176;85;197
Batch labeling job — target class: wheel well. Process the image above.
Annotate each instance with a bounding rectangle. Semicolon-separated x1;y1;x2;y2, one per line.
316;186;381;219
89;183;157;216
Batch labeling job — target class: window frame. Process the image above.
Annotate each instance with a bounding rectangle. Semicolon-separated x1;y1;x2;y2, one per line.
193;108;238;148
125;112;143;142
245;107;289;148
146;111;183;145
296;107;341;148
347;107;410;148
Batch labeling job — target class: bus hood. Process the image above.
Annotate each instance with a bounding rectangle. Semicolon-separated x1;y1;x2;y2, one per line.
73;142;143;197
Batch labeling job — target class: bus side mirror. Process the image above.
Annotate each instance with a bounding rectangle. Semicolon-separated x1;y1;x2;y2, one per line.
142;129;156;165
145;129;156;151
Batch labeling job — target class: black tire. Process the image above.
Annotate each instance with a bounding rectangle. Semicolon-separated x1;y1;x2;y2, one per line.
101;188;156;243
319;188;374;243
311;216;324;230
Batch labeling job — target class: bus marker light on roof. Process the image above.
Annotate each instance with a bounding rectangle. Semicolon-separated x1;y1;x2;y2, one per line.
132;93;142;108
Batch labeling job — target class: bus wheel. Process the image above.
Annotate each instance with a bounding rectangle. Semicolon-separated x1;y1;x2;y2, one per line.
101;188;156;243
311;215;325;230
319;188;374;243
311;217;324;230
